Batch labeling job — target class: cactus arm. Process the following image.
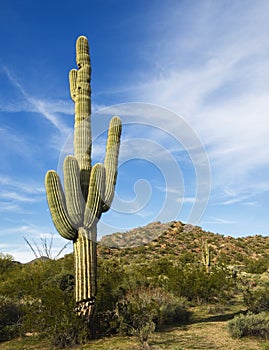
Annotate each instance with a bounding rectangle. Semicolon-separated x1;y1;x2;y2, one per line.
45;170;77;240
64;156;84;227
103;116;122;212
69;69;77;102
84;163;106;229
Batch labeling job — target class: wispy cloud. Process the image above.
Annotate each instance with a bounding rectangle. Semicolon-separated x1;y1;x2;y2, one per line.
114;1;269;204
2;67;72;135
0;175;44;194
203;217;236;225
0;203;22;213
0;127;31;157
0;175;45;213
0;191;40;203
214;182;269;206
156;185;181;195
176;197;197;204
1;224;49;236
219;194;255;207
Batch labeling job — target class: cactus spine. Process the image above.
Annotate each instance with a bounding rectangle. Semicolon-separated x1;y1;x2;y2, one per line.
45;36;122;319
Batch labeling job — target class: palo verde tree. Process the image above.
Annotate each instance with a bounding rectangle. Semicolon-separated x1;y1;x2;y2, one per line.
45;36;122;320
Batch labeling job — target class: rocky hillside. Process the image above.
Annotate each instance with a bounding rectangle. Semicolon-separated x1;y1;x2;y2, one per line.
98;221;269;267
99;221;173;248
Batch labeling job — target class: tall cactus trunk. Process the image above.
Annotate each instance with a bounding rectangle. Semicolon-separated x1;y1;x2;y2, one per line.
74;227;97;319
45;36;122;324
201;240;211;273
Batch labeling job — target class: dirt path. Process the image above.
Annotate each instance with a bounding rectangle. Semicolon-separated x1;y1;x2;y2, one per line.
150;320;267;350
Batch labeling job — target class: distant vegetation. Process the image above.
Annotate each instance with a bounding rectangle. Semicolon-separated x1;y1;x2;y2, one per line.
1;221;269;349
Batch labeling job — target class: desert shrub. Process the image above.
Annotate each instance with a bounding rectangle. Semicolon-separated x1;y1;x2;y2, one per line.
228;312;269;339
244;256;269;274
0;254;19;282
22;287;89;348
94;259;128;336
0;296;22;342
0;255;132;344
116;287;157;347
129;258;236;304
243;287;269;313
0;258;89;348
97;258;126;312
116;287;189;347
0;259;64;299
217;252;231;265
167;265;235;304
177;251;197;264
50;272;75;292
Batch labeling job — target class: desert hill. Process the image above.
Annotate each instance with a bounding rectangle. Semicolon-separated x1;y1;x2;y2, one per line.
98;221;269;268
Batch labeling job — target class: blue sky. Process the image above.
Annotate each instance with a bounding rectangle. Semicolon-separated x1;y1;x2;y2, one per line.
1;0;269;262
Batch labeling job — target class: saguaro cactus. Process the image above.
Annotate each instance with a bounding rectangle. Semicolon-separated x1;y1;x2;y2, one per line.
201;240;211;273
45;36;122;319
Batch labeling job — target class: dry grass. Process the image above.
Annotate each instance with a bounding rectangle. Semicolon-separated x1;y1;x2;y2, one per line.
1;304;268;350
150;321;267;350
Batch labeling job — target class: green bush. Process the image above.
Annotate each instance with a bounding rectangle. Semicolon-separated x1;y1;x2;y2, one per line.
243;287;269;313
21;288;90;348
243;256;269;274
140;257;237;304
0;258;90;348
167;265;235;304
228;312;269;339
116;287;189;338
116;287;189;349
0;296;21;342
97;258;126;312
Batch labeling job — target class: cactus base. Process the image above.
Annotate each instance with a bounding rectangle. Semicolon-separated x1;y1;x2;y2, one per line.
75;297;96;319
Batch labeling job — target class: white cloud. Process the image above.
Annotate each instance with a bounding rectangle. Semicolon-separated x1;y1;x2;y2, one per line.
114;1;269;205
0;203;22;213
2;66;72;135
0;127;31;157
203;217;236;225
0;176;45;213
0;175;44;194
176;197;197;204
0;224;49;237
214;181;269;207
0;191;40;203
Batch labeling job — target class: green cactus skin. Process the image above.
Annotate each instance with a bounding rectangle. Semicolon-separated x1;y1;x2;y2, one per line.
201;240;211;273
45;36;122;319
